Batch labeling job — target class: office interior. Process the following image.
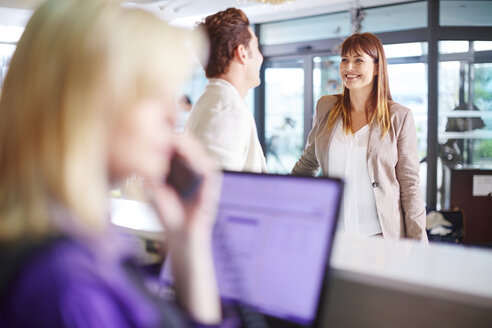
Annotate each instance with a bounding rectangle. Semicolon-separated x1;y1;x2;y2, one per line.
1;0;491;327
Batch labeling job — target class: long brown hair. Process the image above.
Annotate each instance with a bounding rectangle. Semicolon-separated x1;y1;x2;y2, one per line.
327;33;392;135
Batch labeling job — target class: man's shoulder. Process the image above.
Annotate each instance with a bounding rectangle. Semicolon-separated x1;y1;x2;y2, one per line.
186;99;250;140
192;88;247;118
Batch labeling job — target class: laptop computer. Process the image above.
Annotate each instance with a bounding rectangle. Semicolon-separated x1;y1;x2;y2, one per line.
160;171;343;327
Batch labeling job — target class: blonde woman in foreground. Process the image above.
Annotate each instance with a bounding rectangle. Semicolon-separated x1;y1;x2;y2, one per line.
292;33;428;242
0;0;230;326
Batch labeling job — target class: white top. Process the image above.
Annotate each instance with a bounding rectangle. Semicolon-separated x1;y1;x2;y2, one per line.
328;121;382;236
184;78;267;173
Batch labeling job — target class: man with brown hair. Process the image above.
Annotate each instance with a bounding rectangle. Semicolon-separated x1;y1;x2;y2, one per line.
184;8;267;173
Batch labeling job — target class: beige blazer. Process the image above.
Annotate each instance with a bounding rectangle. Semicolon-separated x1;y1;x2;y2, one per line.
292;95;428;242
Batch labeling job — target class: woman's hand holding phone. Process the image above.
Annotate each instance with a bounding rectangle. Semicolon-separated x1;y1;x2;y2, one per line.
146;135;222;324
147;135;221;238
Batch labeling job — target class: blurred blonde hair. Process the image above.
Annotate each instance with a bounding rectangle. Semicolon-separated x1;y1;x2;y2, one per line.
0;0;205;241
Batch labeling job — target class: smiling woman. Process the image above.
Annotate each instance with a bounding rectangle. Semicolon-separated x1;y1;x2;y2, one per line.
292;32;428;243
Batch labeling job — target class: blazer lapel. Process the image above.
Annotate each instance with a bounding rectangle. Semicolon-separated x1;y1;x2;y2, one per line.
367;122;382;160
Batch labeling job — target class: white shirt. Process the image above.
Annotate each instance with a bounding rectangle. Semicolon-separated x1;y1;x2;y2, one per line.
328;121;382;236
184;78;267;173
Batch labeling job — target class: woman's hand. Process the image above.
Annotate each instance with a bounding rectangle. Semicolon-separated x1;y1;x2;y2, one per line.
147;135;221;238
146;135;222;324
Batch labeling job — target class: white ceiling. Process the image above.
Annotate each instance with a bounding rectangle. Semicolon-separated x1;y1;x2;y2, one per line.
0;0;412;27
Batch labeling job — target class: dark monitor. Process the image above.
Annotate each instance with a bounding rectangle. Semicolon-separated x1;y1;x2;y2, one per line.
160;171;343;326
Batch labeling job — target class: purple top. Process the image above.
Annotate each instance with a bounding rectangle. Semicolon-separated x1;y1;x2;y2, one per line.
0;236;236;328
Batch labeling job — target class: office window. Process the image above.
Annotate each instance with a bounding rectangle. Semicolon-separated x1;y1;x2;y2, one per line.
313;55;342;104
439;41;469;54
0;25;24;43
260;12;350;46
0;26;24;88
384;42;428;202
388;62;428;160
0;44;16;88
361;1;427;33
180;65;207;105
438;41;492;207
474;41;492;52
440;1;492;26
472;62;492;166
438;42;492;165
384;42;428;58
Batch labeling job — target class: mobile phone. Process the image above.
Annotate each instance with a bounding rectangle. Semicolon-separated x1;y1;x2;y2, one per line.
165;153;203;200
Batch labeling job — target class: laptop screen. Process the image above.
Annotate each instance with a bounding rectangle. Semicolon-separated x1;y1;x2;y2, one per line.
160;172;343;325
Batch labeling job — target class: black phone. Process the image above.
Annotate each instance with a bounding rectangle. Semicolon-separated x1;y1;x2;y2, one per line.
165;153;203;201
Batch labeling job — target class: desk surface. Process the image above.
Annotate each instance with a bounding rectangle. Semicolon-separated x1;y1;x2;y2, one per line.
320;268;492;328
317;233;492;328
331;232;492;301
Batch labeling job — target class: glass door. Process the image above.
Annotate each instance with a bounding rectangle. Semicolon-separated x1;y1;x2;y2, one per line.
438;41;492;208
264;58;305;174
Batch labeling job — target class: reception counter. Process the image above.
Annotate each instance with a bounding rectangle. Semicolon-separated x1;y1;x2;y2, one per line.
321;232;492;327
110;198;492;327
